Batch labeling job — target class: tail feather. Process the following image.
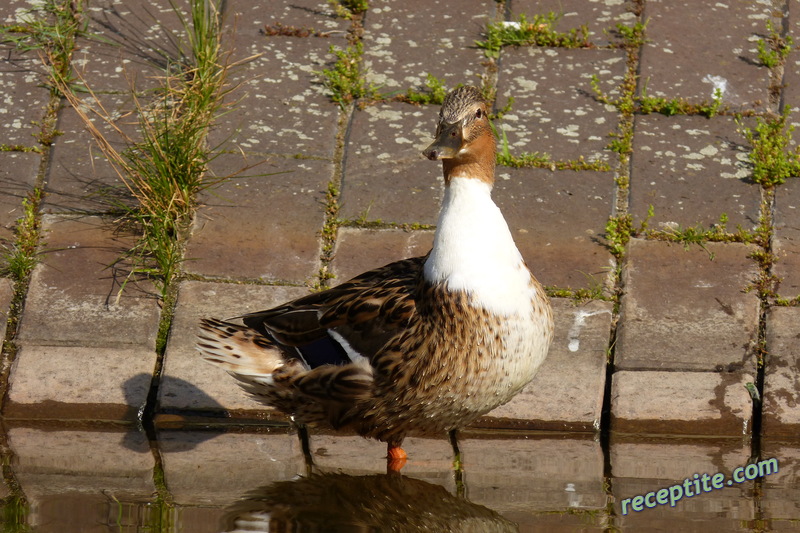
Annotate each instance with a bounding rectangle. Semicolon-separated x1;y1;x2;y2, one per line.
197;318;285;377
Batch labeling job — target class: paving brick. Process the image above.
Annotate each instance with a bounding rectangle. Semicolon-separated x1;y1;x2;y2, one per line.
158;428;304;505
0;58;50;147
611;435;752;483
8;215;159;420
511;0;638;46
361;0;494;91
8;426;154;498
33;493;140;533
330;227;434;283
494;167;614;290
208;1;345;157
763;307;800;438
43;94;139;214
610;370;754;436
785;7;800;120
165;508;225;533
638;0;773;111
210;45;342;157
184;155;329;283
495;47;625;163
339;102;443;224
612;437;754;528
75;0;188;93
230;0;347;32
0;0;37;25
630;114;759;230
460;435;606;511
0;278;12;343
773;179;800;297
16;215;160;347
761;442;800;522
616;239;760;372
6;346;156;420
160;280;308;413
480;298;612;432
0;151;40;243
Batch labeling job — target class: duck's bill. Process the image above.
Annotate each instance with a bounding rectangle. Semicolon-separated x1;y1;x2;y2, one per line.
422;121;463;160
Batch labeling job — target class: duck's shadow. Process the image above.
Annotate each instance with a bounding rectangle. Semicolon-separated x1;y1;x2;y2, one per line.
120;373;232;453
219;472;518;533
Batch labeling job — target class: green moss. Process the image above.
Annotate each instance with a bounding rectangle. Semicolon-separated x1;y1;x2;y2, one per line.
262;22;330;38
546;285;610;303
0;144;42;154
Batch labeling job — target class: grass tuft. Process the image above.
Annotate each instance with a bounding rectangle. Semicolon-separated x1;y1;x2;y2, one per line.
0;190;43;281
55;0;233;298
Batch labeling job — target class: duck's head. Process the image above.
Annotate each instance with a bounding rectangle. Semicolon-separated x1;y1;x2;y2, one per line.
422;85;496;184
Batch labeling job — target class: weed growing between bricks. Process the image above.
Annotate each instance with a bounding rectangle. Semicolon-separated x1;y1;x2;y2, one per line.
58;0;234;303
309;1;369;289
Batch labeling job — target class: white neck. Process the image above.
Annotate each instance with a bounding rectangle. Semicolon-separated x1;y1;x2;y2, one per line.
424;177;535;316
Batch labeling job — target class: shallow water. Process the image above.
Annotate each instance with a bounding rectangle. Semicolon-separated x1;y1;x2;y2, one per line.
2;422;798;532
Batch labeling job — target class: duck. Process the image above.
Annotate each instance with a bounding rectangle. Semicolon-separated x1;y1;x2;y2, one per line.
197;85;553;471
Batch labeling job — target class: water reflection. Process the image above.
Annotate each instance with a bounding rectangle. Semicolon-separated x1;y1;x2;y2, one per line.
1;424;798;531
221;473;518;532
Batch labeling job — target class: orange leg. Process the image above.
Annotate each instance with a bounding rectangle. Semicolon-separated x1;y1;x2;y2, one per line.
387;444;408;473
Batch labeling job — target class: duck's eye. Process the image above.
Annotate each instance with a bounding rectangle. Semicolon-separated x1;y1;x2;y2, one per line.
475;108;483;119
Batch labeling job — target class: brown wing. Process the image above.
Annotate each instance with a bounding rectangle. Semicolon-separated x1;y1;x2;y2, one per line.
240;255;426;363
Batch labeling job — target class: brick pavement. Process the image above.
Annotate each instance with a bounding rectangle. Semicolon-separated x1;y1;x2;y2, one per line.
0;0;799;529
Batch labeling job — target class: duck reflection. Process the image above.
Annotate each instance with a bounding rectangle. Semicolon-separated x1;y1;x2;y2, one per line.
220;472;518;532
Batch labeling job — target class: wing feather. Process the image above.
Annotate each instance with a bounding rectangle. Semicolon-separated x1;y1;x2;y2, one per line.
239;256;426;367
